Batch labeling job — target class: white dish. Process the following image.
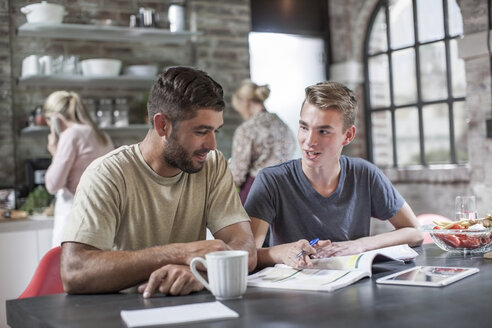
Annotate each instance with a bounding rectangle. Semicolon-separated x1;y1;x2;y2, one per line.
81;58;122;77
21;1;66;24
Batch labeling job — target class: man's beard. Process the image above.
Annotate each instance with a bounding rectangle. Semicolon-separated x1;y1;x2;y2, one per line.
162;133;207;174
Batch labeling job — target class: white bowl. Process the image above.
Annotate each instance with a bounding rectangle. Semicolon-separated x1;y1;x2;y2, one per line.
81;59;122;77
21;1;66;24
123;65;158;76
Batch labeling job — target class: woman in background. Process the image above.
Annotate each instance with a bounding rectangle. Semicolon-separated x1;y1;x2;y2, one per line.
43;91;114;247
230;80;296;204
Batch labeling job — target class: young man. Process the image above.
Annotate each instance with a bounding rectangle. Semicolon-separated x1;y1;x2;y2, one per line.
245;81;423;269
60;66;256;297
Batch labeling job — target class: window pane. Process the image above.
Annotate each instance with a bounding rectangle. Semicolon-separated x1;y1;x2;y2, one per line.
389;0;414;49
417;0;444;43
395;107;420;165
423;104;450;164
372;111;393;166
448;0;463;37
369;55;391;108
453;101;468;163
420;42;448;101
392;48;417;105
450;39;466;98
368;7;388;55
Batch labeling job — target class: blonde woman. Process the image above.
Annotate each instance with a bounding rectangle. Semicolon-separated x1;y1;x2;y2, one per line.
43;91;114;247
230;80;296;204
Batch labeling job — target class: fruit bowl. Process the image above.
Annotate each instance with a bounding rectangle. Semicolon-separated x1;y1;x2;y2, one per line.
421;224;492;254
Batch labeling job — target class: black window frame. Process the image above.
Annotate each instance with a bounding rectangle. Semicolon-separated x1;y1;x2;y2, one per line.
363;0;466;168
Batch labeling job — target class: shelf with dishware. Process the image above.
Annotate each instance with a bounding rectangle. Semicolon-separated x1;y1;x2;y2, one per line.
20;124;149;136
17;22;201;44
17;74;157;89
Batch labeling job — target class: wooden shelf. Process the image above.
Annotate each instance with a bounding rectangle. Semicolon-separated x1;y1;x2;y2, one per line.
18;74;156;89
17;23;200;44
21;124;149;136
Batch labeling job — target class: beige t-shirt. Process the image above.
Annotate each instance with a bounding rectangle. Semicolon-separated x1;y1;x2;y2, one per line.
64;144;250;251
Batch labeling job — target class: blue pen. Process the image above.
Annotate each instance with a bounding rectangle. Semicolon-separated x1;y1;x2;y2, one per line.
296;238;319;258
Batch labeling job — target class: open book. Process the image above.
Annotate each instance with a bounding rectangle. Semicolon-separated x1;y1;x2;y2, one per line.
247;244;418;292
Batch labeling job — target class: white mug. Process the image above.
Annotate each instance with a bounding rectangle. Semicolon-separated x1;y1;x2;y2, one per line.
190;250;248;300
22;55;40;76
168;4;185;32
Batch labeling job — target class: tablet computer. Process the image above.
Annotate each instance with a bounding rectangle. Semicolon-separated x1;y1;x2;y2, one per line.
376;266;479;287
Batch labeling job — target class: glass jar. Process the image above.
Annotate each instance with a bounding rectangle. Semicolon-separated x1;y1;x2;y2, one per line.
34;106;46;126
82;98;97;123
113;98;129;127
97;98;113;127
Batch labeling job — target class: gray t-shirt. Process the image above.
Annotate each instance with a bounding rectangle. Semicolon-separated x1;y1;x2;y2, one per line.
244;156;404;246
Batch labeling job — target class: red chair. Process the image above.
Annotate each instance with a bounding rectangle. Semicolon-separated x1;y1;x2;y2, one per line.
417;213;452;244
18;246;65;298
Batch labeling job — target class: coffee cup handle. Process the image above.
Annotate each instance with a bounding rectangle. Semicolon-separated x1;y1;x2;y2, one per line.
189;257;211;292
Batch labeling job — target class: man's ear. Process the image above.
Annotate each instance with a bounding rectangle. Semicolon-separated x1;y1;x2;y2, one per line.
342;125;356;146
153;113;172;138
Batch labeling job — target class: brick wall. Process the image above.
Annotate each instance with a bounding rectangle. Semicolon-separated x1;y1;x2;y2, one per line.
5;0;490;216
2;0;250;190
0;0;15;188
190;0;250;156
329;0;492;216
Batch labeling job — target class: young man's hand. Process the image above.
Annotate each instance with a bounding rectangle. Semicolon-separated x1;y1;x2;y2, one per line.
312;240;365;258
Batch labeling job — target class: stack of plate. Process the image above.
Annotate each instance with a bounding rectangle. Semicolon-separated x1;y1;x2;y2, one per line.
123;65;158;76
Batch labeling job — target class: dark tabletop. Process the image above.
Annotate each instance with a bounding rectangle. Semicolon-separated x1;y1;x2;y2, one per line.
6;245;492;328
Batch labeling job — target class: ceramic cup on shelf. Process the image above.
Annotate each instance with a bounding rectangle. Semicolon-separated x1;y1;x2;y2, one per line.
168;3;185;32
21;55;40;77
190;250;248;300
39;55;53;75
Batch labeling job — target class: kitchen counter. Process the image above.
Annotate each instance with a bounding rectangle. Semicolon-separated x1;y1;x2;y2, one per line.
0;214;53;233
0;214;53;328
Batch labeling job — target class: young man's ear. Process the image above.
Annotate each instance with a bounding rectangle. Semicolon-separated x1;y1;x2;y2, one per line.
153;113;172;138
342;125;356;146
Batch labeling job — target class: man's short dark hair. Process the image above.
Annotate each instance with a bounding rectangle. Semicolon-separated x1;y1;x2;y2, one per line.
147;66;225;128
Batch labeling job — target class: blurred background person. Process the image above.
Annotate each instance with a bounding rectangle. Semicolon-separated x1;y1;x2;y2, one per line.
43;91;114;248
230;80;296;204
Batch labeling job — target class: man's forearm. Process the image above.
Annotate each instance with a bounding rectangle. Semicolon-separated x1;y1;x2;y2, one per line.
61;240;231;294
357;227;424;251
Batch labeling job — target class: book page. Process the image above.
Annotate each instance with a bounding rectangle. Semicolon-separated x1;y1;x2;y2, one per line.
248;265;369;292
364;244;419;262
310;244;418;275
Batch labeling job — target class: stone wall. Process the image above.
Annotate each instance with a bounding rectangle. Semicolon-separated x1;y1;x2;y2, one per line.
1;0;249;190
458;0;492;215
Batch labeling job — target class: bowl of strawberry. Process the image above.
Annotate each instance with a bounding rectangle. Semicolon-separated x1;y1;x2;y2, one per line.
421;215;492;254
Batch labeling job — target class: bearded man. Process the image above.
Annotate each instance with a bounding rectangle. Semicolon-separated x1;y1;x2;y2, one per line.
60;66;256;297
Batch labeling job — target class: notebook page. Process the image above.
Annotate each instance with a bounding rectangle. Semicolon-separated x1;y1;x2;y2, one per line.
120;301;239;327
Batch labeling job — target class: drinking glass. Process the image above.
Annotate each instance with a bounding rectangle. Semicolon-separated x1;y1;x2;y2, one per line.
455;196;478;221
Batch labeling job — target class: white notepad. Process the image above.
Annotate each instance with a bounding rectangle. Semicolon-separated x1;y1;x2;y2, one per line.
120;301;239;327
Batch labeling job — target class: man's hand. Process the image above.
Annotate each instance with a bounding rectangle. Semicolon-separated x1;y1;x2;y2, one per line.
138;264;204;298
